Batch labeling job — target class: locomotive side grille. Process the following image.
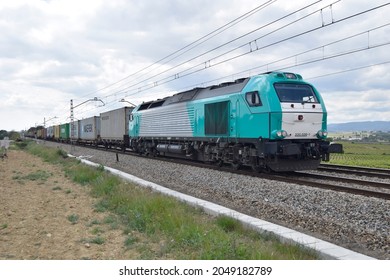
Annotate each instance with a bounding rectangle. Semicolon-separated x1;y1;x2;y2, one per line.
139;103;194;137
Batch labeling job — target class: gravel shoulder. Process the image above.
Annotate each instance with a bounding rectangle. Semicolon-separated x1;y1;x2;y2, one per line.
0;149;130;260
47;142;390;260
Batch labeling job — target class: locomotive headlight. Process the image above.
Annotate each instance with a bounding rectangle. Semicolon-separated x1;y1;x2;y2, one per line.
272;130;288;139
317;129;328;139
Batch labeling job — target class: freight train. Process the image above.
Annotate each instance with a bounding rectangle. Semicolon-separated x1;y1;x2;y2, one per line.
34;107;132;149
32;71;343;172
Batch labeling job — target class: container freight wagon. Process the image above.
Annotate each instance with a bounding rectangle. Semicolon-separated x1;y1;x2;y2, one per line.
47;126;54;139
54;125;60;141
36;128;44;139
79;116;101;145
100;107;133;149
60;123;70;142
70;121;80;141
42;128;47;139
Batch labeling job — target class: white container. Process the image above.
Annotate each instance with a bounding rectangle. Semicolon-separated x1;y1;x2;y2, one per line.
100;107;132;141
79;116;100;140
70;121;79;140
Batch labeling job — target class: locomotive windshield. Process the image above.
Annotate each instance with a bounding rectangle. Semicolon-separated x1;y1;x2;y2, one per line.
274;83;318;104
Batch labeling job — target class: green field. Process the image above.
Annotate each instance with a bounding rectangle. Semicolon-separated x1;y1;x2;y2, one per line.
328;141;390;169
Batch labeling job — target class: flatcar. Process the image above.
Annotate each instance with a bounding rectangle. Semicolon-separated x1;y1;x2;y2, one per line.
128;71;342;172
44;108;132;148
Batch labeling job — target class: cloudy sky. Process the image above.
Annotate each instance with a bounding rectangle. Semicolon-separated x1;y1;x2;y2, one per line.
0;0;389;131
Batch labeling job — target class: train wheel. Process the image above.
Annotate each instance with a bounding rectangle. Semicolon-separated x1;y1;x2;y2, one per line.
231;161;241;170
262;166;271;173
251;164;262;173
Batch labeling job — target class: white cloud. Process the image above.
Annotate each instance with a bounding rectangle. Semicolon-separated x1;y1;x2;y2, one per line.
0;0;389;131
324;89;390;124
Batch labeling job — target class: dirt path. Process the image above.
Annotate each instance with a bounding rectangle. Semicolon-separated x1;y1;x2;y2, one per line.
0;149;131;260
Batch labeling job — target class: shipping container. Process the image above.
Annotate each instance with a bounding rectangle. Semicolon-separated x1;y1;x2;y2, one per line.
79;116;100;141
47;126;54;139
60;123;70;141
100;107;132;141
42;128;47;139
54;125;60;140
36;128;44;139
100;107;132;148
70;120;80;140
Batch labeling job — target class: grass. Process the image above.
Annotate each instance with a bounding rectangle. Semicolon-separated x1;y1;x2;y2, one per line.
329;142;390;168
67;214;79;225
91;227;105;236
89;236;105;245
15;140;319;259
12;170;52;183
124;235;139;248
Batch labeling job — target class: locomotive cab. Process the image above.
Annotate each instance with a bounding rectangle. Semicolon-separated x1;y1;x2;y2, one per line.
272;74;326;141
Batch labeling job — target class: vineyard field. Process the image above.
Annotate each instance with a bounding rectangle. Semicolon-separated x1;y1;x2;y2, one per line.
328;142;390;169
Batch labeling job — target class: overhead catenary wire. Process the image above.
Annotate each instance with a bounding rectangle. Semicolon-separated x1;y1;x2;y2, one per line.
63;0;280;122
76;37;390;120
79;0;278;99
49;2;390;124
100;0;326;100
117;3;389;99
306;60;390;80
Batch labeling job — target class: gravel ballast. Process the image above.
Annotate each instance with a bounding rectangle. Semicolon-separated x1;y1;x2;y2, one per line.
45;142;390;259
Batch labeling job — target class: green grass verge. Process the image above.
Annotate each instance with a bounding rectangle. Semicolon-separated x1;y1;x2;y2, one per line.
16;140;319;259
329;142;390;168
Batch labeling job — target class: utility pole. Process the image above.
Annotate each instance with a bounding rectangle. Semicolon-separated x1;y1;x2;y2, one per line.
70;99;75;140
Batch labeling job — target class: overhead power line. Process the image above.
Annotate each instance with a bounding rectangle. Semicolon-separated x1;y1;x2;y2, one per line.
51;2;390;123
80;0;278;99
102;0;325;99
118;2;389;100
306;60;390;80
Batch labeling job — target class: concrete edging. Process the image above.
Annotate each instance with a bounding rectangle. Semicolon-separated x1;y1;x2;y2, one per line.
72;155;376;260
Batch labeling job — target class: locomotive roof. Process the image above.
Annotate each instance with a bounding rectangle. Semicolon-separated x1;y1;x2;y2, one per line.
137;77;250;111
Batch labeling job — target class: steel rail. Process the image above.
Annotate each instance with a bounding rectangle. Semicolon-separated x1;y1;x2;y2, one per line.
319;164;390;179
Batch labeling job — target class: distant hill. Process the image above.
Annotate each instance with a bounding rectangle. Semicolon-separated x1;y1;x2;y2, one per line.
328;121;390;132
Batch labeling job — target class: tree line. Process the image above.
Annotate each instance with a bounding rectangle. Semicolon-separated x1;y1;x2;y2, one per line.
0;130;21;140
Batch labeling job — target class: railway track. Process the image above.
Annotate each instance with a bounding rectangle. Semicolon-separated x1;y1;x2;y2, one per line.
239;169;390;201
142;154;390;200
38;139;390;200
281;172;390;200
318;163;390;179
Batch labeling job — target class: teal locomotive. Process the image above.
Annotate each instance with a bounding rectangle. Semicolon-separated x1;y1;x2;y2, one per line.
129;71;342;171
